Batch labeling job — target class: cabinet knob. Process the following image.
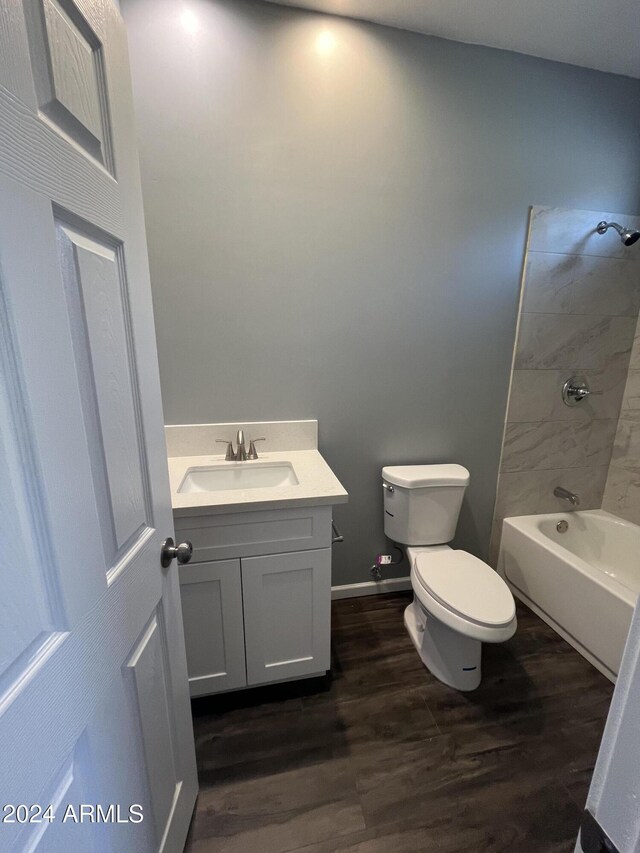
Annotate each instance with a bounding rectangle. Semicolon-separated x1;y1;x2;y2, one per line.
161;537;193;568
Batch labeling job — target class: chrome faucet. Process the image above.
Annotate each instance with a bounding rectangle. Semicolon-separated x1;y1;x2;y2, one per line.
216;430;265;461
554;486;580;507
235;429;247;461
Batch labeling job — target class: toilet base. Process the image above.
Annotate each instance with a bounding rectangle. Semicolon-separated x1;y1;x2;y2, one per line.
404;599;482;691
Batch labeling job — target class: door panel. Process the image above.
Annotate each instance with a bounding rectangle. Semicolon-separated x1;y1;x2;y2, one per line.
0;0;197;849
0;331;63;682
16;733;99;852
0;177;105;628
56;215;151;574
23;0;114;169
126;611;180;847
242;549;331;685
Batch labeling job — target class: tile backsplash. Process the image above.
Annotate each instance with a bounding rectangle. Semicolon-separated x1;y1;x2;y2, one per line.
164;420;318;457
490;206;640;563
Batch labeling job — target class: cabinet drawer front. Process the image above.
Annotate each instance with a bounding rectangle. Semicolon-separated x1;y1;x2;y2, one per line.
179;559;246;695
242;548;331;685
174;505;332;562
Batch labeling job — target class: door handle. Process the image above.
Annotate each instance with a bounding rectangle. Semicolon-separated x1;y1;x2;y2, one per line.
161;537;193;568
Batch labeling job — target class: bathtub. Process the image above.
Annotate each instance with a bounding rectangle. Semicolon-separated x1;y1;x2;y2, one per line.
498;510;640;682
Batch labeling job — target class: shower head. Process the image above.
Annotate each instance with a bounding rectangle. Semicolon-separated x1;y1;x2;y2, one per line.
596;220;640;247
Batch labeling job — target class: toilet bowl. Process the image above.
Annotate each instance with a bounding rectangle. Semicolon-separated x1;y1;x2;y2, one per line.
405;545;516;690
381;463;516;691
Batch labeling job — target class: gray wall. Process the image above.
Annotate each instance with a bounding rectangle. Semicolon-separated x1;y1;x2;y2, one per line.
122;0;640;585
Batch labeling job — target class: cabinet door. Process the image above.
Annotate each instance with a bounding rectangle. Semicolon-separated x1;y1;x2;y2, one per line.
179;560;246;696
242;549;331;685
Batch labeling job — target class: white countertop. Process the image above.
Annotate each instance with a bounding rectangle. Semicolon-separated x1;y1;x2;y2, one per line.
169;449;348;517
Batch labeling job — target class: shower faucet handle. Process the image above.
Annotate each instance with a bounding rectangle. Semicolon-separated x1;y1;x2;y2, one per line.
562;376;602;407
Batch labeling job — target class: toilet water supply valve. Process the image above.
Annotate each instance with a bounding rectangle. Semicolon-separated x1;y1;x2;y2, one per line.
370;546;403;581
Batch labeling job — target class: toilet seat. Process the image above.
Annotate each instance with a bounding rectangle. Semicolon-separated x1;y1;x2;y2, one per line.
410;550;517;643
414;550;515;627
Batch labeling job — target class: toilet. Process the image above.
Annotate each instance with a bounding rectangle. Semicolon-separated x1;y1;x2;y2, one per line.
382;464;516;691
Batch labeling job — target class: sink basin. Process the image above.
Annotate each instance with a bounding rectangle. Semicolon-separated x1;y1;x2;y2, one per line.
178;461;299;494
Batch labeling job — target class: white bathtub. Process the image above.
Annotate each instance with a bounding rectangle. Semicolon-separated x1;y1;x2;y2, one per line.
498;510;640;682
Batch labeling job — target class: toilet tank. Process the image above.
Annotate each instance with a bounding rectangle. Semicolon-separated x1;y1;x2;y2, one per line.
382;464;470;546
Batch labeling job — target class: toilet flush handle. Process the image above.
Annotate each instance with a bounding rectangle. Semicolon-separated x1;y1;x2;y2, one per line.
382;482;394;494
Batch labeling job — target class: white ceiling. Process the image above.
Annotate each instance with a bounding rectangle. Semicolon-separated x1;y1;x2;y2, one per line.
263;0;640;79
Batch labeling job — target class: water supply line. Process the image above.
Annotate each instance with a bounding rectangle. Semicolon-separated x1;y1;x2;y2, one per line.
370;544;404;581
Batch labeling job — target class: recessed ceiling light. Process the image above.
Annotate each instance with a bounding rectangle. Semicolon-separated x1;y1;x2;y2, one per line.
180;9;199;36
315;30;337;55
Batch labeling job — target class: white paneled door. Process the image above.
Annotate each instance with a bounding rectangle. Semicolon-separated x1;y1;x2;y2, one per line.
0;0;197;850
576;598;640;852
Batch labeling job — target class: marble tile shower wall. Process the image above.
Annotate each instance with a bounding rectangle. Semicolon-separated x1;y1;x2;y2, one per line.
490;206;640;563
602;319;640;524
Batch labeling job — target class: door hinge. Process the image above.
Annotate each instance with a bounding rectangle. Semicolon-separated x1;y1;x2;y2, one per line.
580;810;619;853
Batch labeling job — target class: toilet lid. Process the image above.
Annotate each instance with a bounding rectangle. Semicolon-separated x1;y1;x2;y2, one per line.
414;550;515;627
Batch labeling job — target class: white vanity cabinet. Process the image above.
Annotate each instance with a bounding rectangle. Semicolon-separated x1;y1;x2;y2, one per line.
175;505;334;696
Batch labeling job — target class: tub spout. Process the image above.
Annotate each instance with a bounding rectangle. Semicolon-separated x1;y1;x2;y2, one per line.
554;486;580;507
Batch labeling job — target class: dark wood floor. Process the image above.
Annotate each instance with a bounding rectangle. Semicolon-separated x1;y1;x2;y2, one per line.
184;592;613;853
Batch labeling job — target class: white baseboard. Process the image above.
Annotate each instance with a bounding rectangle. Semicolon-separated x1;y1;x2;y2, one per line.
331;576;412;600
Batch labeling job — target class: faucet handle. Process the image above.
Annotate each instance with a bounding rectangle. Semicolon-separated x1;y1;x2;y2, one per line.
248;438;265;460
562;376;603;407
216;440;236;461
